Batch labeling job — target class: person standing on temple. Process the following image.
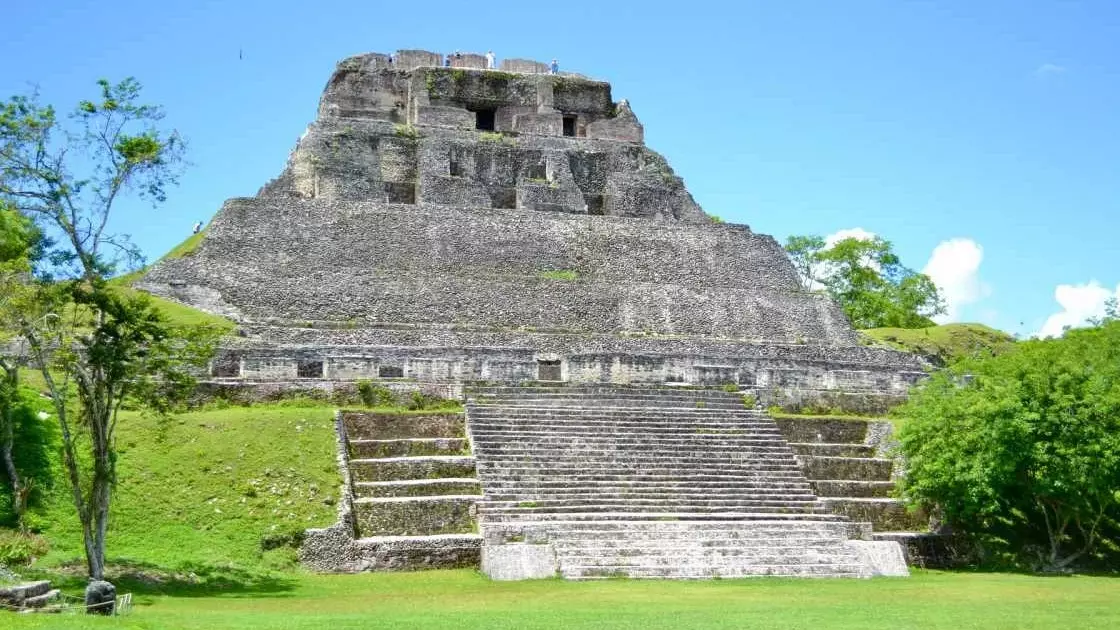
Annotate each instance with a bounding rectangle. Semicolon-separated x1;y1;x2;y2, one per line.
486;50;496;69
550;59;559;74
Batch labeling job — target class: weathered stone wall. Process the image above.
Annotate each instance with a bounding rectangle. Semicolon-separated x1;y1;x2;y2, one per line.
143;198;851;343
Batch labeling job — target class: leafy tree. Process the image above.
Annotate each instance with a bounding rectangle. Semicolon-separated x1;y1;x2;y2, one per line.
783;234;945;328
0;204;43;526
0;79;217;579
894;320;1120;571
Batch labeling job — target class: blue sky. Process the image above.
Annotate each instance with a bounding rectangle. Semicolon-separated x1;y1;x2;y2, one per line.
3;1;1118;336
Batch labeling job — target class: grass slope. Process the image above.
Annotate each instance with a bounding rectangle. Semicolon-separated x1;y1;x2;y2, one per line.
18;404;339;573
7;570;1120;629
861;323;1016;365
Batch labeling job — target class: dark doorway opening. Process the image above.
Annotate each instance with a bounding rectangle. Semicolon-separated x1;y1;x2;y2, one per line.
475;109;496;131
537;360;562;381
378;365;404;378
297;360;324;379
562;115;577;137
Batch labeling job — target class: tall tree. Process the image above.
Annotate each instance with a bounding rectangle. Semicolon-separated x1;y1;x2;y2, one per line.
0;79;215;580
0;204;41;526
783;234;945;329
895;320;1120;570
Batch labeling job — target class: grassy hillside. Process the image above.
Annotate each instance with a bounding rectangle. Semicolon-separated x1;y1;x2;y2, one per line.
861;323;1016;365
13;403;340;575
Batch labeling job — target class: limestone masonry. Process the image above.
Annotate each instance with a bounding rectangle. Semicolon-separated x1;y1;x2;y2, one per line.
142;50;934;578
141;49;925;404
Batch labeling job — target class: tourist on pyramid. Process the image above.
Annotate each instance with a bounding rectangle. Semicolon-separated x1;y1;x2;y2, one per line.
486;50;495;69
550;59;559;74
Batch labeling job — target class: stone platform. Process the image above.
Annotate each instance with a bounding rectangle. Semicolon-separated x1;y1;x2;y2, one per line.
466;385;907;579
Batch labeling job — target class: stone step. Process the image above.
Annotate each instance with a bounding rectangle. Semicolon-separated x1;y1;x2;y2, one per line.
479;511;847;523
467;417;781;429
474;452;801;465
477;461;805;472
463;403;761;414
474;444;797;457
773;417;871;444
342;411;466;440
481;488;815;497
789;443;875;458
466;385;744;396
349;456;477;482
0;581;52;604
561;564;865;579
482;519;852;536
469;428;786;439
354;478;482;498
353;495;480;537
481;472;812;483
471;436;794;448
21;589;61;608
800;456;894;481
819;498;929;531
468;392;747;403
481;504;829;516
811;480;895;498
350;438;469;459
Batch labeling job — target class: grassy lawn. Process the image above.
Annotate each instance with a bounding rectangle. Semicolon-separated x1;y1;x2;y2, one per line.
16;404;340;572
860;323;1015;365
4;569;1118;629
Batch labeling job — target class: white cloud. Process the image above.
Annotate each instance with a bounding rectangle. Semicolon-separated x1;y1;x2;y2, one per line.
1035;63;1066;77
922;238;989;323
824;227;876;248
1036;281;1120;338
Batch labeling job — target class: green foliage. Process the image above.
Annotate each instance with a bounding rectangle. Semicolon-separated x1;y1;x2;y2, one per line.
895;320;1120;570
0;387;55;526
4;570;1120;629
406;391;460;411
784;234;945;329
479;131;514;145
741;394;757;408
356;380;395;408
393;124;420;139
720;383;739;393
538;269;579;281
0;529;48;566
861;323;1016;366
18;405;337;572
707;214;725;224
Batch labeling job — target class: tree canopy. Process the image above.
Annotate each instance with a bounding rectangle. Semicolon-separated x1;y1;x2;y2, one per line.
894;319;1120;570
784;234;945;329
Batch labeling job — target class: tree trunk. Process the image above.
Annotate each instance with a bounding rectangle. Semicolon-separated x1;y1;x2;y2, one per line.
0;364;27;525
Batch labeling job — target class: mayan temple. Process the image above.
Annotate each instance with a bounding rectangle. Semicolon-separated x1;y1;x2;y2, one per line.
141;50;932;579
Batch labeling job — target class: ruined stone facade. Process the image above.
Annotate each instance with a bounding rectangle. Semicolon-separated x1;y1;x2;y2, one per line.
140;49;925;406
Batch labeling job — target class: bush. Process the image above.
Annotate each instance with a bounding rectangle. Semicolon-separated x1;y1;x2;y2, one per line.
0;529;49;567
356;380;396;408
895;320;1120;571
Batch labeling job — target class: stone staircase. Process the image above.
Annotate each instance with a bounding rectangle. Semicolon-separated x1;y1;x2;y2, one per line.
0;580;61;613
774;416;938;564
300;411;483;571
466;385;906;579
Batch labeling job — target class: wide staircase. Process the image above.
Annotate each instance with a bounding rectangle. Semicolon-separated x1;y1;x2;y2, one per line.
466;385;899;579
775;416;938;565
336;411;483;568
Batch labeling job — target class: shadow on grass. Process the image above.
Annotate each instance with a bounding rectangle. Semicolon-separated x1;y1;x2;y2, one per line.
33;559;300;598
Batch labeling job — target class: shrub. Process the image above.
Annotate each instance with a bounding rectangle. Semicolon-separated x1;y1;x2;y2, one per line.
0;530;49;567
720;383;739;393
895;320;1120;571
356;380;396;408
538;270;579;281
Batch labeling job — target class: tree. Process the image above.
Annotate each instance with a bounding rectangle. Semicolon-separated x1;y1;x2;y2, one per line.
0;204;42;526
894;320;1120;571
783;234;945;328
0;79;216;580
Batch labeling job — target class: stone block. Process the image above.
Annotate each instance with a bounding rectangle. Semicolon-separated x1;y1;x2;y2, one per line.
500;59;550;74
512;111;563;136
394;49;442;71
846;540;909;577
587;117;643;143
353;496;478;536
481;543;558;580
450;53;487;69
341;412;465;440
416;105;476;130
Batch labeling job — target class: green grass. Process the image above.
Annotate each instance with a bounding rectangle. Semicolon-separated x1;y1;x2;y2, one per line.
6;569;1120;629
538;269;579;281
860;323;1016;365
15;404;339;573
